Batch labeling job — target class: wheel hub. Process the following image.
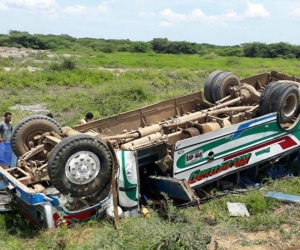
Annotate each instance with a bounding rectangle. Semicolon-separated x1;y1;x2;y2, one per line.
284;94;297;117
65;151;100;184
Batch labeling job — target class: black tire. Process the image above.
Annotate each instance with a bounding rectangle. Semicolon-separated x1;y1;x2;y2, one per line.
11;115;63;157
204;70;224;103
258;81;281;116
270;83;300;123
212;72;240;103
48;134;113;198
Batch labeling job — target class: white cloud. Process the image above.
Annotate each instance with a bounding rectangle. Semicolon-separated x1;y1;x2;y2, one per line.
0;0;59;17
190;9;205;19
0;0;58;12
62;4;86;14
0;2;8;10
159;21;173;27
160;9;186;23
222;9;240;21
245;1;270;18
97;2;109;13
159;8;240;27
289;8;300;17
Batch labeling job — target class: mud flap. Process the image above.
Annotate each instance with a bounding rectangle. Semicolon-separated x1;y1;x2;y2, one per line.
117;151;139;217
146;176;197;203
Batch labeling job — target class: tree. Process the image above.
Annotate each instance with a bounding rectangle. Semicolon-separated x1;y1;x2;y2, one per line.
243;42;268;58
150;38;169;53
130;42;152;53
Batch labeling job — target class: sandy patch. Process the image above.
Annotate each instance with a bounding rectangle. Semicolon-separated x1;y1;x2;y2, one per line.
10;103;49;113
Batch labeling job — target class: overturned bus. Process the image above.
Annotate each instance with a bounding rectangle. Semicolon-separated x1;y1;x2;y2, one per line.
1;70;300;228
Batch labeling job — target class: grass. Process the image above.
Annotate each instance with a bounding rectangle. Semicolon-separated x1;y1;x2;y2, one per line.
1;51;300;126
1;48;300;249
1;178;300;249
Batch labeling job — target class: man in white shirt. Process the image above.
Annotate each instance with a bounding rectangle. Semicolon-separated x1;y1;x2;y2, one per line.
79;112;94;125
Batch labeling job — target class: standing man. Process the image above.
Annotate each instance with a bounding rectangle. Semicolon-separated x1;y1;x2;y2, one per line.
79;112;94;125
0;112;13;142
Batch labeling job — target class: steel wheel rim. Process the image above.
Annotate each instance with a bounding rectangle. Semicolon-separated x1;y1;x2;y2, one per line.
65;151;100;184
284;93;297;118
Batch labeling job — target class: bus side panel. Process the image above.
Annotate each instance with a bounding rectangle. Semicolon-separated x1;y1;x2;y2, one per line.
173;114;300;187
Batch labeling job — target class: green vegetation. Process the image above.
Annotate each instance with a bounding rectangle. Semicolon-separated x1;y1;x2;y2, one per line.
1;47;300;249
1;178;300;249
1;30;300;58
1;49;300;126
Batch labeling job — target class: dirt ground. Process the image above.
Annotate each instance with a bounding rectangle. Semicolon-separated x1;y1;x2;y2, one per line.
0;47;31;58
0;46;135;74
0;46;65;59
216;229;300;250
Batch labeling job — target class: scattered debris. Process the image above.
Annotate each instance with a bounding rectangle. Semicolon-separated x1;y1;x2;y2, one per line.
209;234;216;250
141;206;150;218
265;192;300;204
0;192;11;212
151;199;164;211
227;202;250;217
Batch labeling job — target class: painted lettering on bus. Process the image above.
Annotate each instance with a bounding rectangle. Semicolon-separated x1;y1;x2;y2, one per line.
188;153;252;184
255;147;270;156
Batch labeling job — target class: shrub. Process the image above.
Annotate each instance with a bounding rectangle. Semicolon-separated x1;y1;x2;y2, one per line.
49;57;77;71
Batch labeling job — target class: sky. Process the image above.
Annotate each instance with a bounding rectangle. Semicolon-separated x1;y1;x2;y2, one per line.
0;0;300;46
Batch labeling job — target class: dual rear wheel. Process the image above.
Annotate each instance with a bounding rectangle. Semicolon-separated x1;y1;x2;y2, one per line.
204;70;241;104
204;71;300;124
259;81;300;124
